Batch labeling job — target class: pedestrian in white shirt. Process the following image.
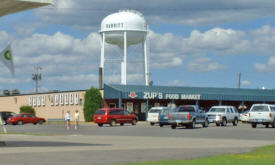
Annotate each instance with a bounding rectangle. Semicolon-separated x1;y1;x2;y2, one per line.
65;111;72;130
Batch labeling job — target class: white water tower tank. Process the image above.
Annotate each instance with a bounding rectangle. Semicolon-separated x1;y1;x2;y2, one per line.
99;10;149;87
100;10;147;47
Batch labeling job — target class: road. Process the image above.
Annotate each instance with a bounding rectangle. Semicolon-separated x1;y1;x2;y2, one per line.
0;123;275;165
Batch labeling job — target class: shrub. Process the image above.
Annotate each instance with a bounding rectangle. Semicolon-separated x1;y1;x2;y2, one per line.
20;105;35;115
83;87;102;122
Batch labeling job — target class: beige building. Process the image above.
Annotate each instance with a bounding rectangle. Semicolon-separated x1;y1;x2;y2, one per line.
0;90;88;121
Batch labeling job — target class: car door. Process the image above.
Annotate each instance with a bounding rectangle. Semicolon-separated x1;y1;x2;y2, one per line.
124;110;131;123
228;108;234;122
271;106;275;120
197;109;204;123
28;114;36;123
116;110;124;123
22;114;30;123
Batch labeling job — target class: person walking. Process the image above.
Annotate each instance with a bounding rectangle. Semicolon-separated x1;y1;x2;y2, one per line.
74;110;80;130
65;111;72;130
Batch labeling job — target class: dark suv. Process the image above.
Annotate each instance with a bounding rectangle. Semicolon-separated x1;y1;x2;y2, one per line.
94;108;138;127
0;111;16;125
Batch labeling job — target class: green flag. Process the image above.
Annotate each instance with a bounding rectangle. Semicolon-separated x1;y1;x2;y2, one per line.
0;44;14;75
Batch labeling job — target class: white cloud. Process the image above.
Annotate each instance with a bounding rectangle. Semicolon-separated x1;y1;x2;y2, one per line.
254;56;275;73
241;80;251;86
2;24;275;91
36;0;275;30
250;25;275;54
166;80;186;86
185;28;250;54
188;57;225;72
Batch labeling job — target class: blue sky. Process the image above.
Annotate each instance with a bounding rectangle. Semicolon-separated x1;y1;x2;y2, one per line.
1;0;275;93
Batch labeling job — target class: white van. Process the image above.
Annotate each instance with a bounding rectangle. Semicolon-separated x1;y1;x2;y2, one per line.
248;104;275;128
147;107;169;126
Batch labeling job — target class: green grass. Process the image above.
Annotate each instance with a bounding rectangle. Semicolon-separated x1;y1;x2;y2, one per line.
121;145;275;165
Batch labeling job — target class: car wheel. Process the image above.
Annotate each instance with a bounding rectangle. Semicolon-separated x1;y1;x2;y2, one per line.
233;118;238;126
171;125;177;129
265;124;269;128
252;123;257;128
33;123;37;125
131;119;137;125
216;123;221;126
110;120;116;126
98;123;103;127
38;120;44;125
159;124;164;127
221;118;227;126
203;119;209;128
272;120;275;128
120;123;124;126
17;120;23;125
150;122;155;126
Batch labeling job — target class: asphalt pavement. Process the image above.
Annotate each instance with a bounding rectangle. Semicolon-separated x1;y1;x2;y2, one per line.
0;122;275;165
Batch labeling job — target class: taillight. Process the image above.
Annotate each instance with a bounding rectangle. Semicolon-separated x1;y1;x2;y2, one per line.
188;113;191;119
158;115;160;120
168;114;170;119
269;113;272;118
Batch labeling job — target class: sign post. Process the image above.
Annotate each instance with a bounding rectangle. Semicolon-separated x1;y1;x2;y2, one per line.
0;114;7;146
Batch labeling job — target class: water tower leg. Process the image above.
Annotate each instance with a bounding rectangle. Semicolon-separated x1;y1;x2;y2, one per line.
121;32;127;85
143;39;149;86
100;33;105;89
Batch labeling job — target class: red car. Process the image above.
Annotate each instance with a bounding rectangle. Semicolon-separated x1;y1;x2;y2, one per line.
7;113;46;125
94;108;138;127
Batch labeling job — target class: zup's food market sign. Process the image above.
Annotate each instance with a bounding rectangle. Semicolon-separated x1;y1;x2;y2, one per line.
129;91;201;100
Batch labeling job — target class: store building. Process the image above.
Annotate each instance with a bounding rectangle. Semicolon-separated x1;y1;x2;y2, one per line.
0;90;87;121
2;84;275;122
104;84;275;120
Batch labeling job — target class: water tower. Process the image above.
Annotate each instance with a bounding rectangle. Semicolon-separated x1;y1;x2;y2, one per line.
99;10;149;88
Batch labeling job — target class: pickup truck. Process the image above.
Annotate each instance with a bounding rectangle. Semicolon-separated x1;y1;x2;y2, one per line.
207;106;239;126
248;104;275;128
168;105;208;129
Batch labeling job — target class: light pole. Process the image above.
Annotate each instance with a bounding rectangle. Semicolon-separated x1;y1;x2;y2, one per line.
32;65;42;93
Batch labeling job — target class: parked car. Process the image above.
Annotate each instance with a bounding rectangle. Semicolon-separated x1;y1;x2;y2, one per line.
207;106;239;126
159;107;176;127
7;113;46;125
248;104;275;128
168;105;209;129
147;107;174;127
239;110;250;123
0;111;16;125
93;108;138;127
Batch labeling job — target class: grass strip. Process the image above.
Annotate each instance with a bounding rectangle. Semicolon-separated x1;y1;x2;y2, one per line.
121;145;275;165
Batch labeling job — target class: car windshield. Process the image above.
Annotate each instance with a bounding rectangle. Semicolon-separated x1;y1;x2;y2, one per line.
95;110;106;115
149;109;161;113
250;106;269;112
178;107;195;112
14;114;20;117
209;108;226;113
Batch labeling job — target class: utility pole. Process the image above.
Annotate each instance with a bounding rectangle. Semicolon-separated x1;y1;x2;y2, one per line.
32;65;42;93
238;72;241;88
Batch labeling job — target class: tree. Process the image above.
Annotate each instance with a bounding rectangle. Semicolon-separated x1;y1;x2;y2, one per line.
20;105;35;115
83;87;102;122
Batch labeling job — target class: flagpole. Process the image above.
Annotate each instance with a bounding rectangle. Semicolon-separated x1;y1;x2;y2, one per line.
0;114;7;146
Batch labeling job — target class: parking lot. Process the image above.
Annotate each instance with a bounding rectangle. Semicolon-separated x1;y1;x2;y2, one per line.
1;123;275;165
